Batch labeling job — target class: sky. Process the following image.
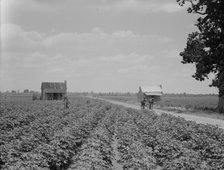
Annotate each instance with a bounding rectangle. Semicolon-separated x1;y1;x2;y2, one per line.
0;0;218;94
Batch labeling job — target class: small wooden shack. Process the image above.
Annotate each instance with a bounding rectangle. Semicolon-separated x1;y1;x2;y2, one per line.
41;81;67;100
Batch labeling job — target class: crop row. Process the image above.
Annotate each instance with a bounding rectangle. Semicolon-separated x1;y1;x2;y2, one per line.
68;105;117;169
115;108;157;169
0;98;112;169
1;97;224;169
129;109;224;169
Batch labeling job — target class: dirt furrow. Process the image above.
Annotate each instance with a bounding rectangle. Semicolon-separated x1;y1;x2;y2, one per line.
111;122;123;170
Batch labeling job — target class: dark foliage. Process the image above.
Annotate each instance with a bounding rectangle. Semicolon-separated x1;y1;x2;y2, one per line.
177;0;224;112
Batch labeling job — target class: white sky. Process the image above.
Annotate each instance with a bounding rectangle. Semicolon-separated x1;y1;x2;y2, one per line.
0;0;218;94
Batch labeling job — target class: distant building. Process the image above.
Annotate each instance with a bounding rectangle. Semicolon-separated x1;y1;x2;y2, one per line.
41;80;67;100
138;85;163;97
137;85;163;105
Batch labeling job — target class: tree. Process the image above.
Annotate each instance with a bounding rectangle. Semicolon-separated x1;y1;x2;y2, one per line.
11;90;16;93
24;89;29;93
177;0;224;113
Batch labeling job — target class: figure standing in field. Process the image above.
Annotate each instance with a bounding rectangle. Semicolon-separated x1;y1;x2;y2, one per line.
141;98;146;109
149;97;154;109
64;95;69;109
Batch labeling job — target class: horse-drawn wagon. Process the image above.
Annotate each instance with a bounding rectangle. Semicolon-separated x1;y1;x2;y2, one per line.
137;85;163;109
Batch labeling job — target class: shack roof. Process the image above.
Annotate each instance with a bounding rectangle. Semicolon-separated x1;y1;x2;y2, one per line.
41;82;66;91
140;86;162;96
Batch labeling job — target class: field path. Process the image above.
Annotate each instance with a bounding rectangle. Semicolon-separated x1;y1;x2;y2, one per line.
93;97;224;129
111;121;123;170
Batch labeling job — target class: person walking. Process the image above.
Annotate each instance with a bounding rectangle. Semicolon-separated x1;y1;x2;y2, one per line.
149;97;154;109
141;98;146;109
64;95;69;109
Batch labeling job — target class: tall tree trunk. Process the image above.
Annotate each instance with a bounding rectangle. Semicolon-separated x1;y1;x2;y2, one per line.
218;70;224;113
218;96;224;113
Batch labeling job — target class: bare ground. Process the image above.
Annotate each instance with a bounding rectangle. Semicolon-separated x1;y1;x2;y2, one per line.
111;121;123;170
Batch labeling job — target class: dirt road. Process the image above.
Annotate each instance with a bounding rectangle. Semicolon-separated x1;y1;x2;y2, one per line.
95;97;224;129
